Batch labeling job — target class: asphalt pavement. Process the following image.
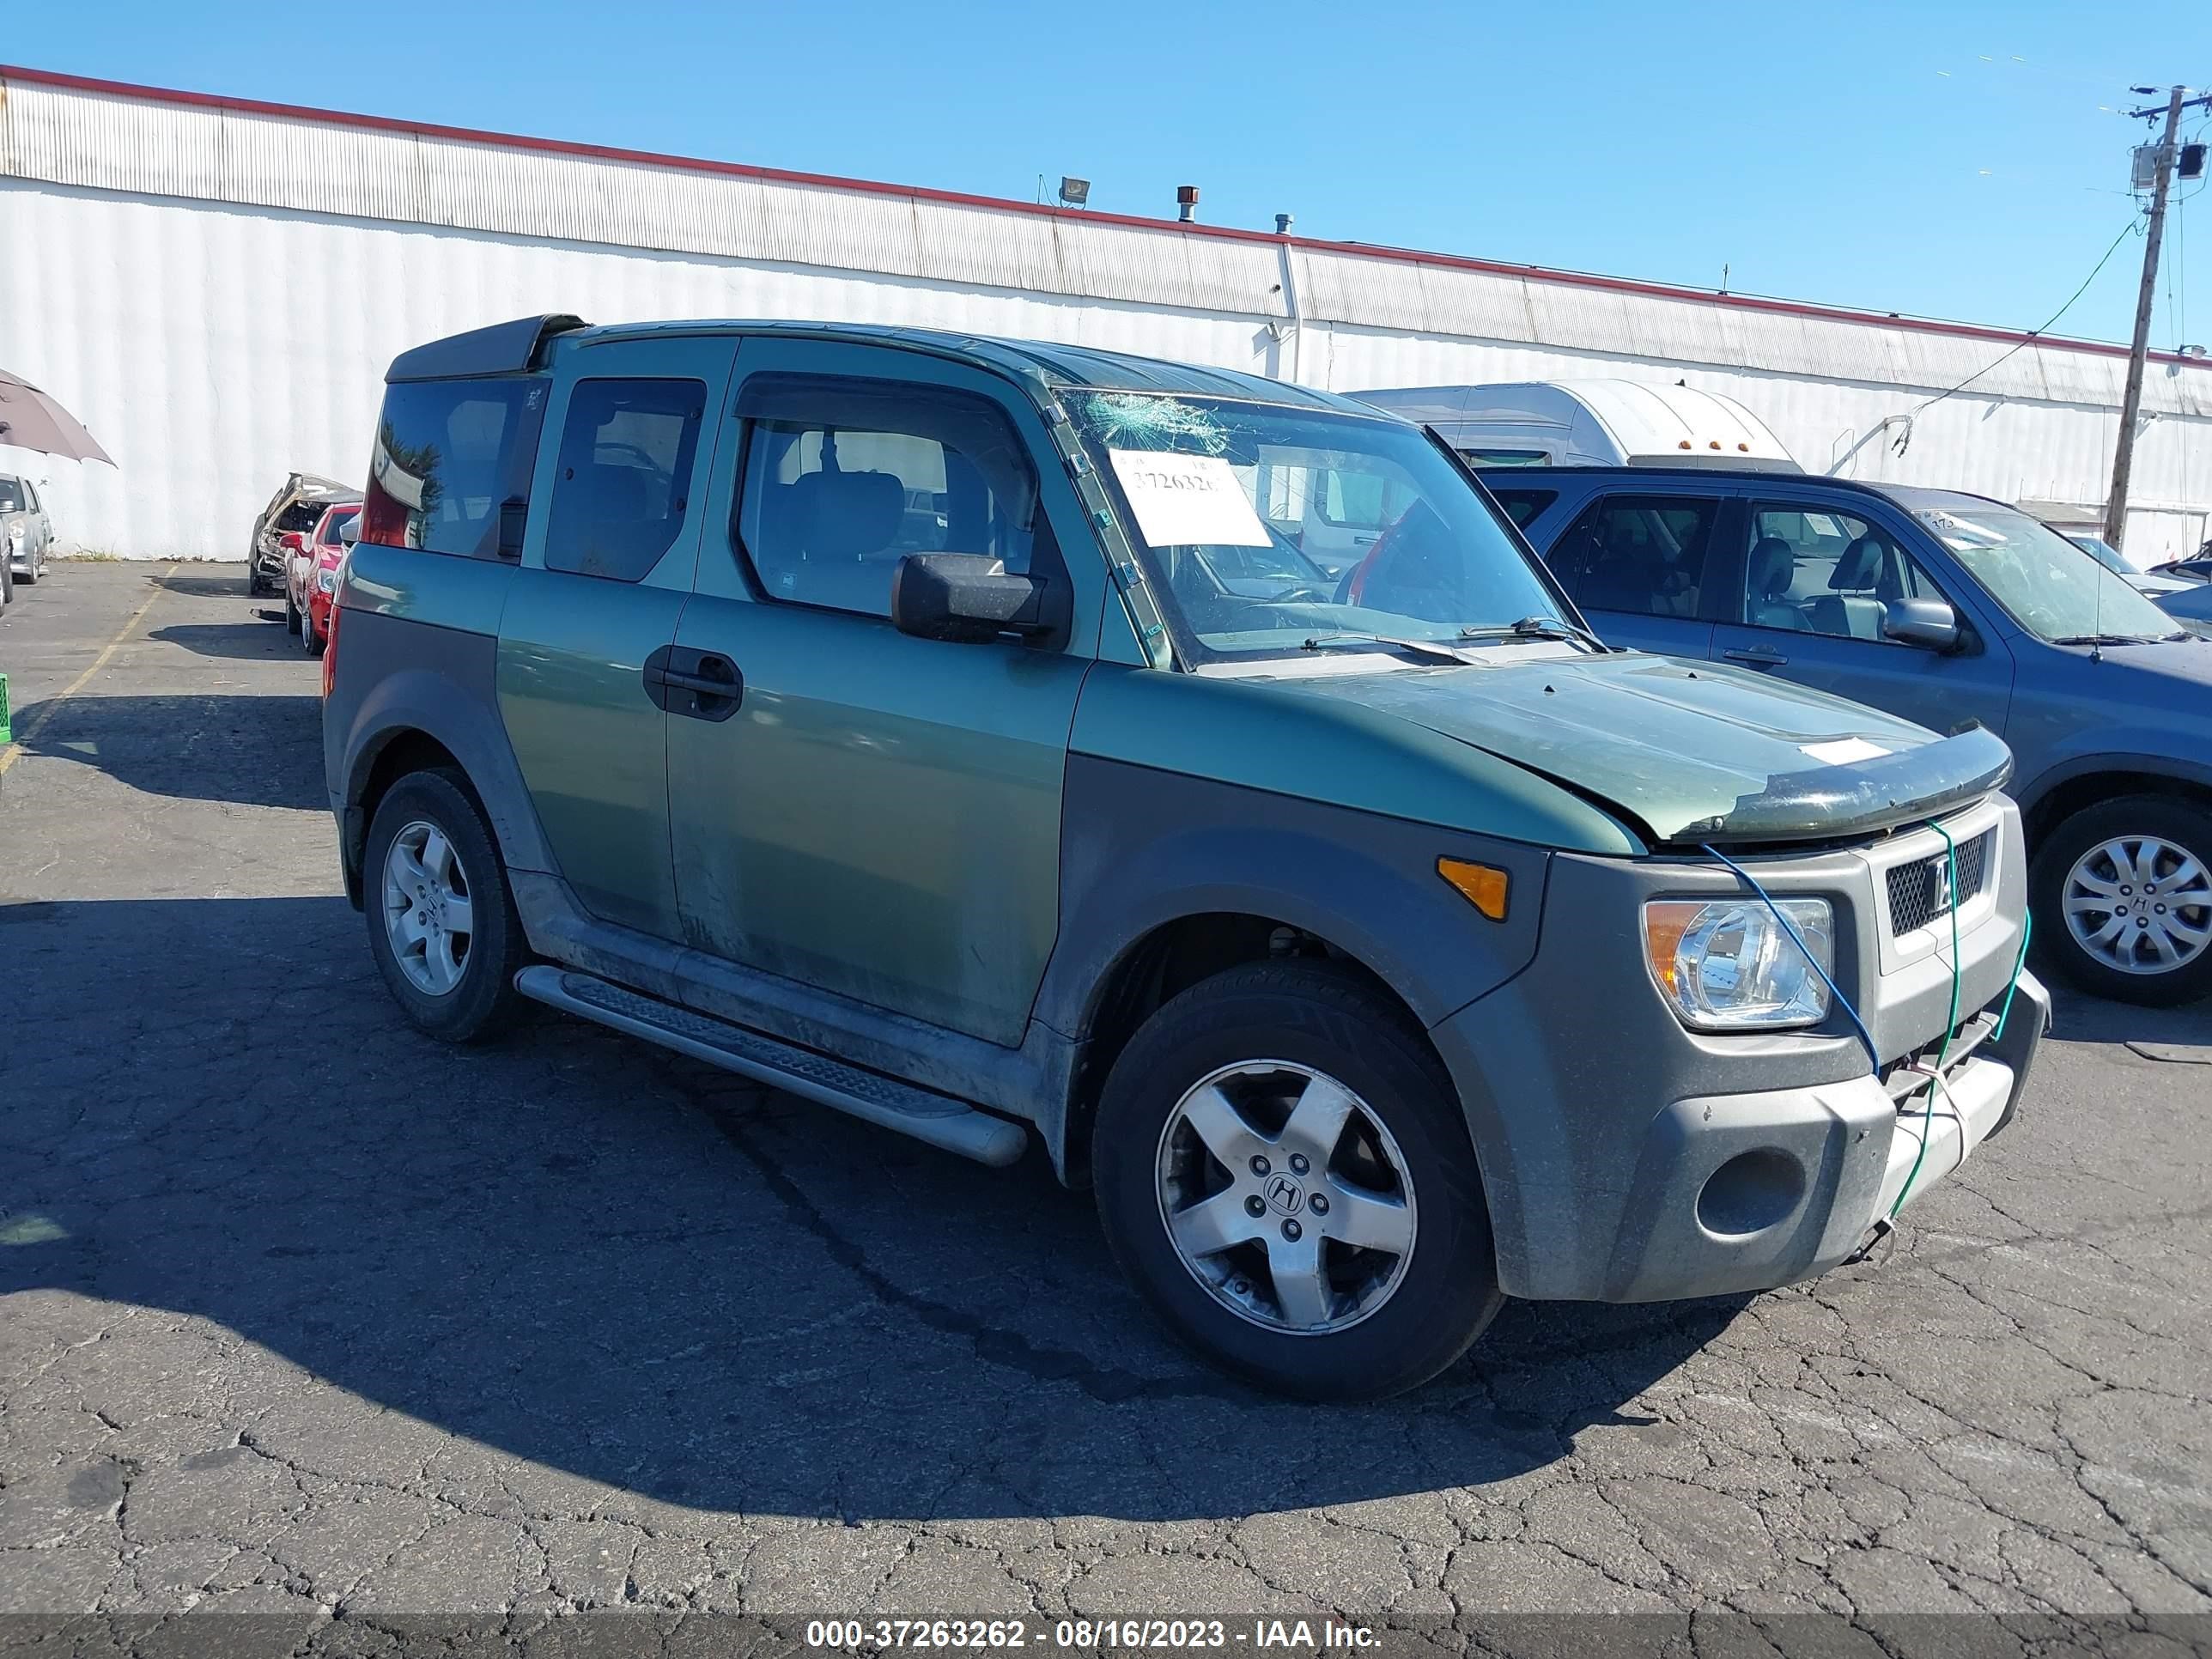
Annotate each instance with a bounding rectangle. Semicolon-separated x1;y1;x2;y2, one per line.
2;564;2209;1654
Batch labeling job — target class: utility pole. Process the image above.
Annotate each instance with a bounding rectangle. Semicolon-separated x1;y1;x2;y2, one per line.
2106;87;2192;547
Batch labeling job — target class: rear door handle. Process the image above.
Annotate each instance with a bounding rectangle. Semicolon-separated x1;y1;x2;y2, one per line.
1723;646;1789;668
643;647;744;721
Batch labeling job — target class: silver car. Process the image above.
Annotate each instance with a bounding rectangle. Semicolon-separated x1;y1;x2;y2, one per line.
1;473;54;592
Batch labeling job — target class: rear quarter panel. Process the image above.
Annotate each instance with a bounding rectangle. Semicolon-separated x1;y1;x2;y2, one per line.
325;543;556;890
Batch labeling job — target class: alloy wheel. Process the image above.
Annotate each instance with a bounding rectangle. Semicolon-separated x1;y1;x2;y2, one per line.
1153;1060;1417;1335
380;820;476;996
2063;833;2212;975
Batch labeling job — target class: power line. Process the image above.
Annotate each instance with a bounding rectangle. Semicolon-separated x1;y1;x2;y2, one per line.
1905;216;2142;420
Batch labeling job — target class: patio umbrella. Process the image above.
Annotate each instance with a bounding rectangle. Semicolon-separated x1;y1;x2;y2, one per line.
0;370;114;465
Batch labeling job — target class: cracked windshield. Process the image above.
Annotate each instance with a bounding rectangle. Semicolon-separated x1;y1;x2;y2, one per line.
1067;392;1565;661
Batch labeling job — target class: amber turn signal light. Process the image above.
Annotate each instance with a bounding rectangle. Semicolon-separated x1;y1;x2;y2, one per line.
1437;857;1510;921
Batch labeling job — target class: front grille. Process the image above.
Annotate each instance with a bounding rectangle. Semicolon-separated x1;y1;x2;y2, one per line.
1886;828;1995;935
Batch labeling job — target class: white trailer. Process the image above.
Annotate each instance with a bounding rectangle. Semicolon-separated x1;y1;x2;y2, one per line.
1353;380;1802;471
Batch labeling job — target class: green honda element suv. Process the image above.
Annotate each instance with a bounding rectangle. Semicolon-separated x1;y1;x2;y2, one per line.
324;316;2048;1400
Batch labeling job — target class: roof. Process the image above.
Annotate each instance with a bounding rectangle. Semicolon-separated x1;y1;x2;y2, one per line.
1468;464;2014;512
3;59;2202;377
598;320;1376;408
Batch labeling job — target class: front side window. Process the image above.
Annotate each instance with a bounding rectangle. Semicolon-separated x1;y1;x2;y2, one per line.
0;478;27;512
1549;495;1719;619
1740;506;1950;641
362;379;549;558
1063;392;1559;662
734;376;1041;619
1912;502;2182;642
543;379;706;582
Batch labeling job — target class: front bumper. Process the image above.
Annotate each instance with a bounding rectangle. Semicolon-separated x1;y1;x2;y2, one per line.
1598;969;2048;1301
1429;794;2046;1304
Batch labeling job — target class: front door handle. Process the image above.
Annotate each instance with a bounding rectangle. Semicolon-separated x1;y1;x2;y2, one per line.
1723;646;1789;668
643;647;744;721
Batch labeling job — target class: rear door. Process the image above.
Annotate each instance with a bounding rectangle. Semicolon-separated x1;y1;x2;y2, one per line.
1532;484;1736;658
495;336;735;939
1705;496;2015;738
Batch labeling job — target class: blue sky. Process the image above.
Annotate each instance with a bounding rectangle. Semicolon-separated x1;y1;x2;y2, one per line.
14;1;2212;346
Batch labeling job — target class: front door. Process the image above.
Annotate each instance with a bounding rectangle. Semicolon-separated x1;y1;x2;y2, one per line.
665;339;1096;1047
1705;499;2015;740
496;336;736;939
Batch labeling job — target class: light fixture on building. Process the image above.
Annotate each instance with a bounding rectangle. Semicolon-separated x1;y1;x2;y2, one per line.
1058;176;1090;208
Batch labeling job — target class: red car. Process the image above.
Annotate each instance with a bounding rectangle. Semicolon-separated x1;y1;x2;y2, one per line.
288;501;358;653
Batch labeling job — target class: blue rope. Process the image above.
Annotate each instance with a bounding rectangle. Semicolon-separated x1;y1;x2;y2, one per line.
1699;843;1881;1069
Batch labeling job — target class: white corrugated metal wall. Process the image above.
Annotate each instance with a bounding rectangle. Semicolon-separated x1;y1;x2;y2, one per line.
4;70;2210;561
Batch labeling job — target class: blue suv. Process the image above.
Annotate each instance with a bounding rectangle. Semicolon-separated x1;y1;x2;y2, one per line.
1477;468;2212;1006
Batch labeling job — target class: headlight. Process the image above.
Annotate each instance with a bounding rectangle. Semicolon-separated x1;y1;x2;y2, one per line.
4;525;21;548
1644;897;1832;1030
317;568;338;593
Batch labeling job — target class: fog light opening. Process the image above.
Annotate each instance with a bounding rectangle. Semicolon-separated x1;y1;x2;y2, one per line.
1696;1148;1807;1237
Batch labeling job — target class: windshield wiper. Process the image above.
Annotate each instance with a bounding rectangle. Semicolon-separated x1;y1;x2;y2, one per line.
2052;632;2189;646
1456;615;1611;652
1301;632;1476;664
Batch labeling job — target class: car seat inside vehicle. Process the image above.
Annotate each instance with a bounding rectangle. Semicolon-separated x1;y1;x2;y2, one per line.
1807;534;1889;640
1747;536;1809;630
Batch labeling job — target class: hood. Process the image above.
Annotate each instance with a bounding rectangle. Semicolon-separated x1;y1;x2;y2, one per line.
1269;651;2014;847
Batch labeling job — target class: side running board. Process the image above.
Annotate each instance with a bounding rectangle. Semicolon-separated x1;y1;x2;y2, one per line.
514;966;1029;1167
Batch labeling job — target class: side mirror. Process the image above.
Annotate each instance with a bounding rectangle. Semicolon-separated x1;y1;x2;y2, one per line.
891;553;1063;644
278;531;308;554
1885;598;1960;652
339;515;361;547
497;497;528;562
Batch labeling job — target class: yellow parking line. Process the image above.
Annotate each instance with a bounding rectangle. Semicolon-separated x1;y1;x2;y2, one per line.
0;562;177;777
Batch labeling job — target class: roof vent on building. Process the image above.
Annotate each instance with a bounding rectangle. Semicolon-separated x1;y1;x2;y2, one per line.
1176;185;1200;223
1275;213;1295;235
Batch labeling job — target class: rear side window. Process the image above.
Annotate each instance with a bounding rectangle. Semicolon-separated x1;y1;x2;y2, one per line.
733;375;1042;619
543;379;708;582
1486;487;1557;528
1550;494;1722;618
362;379;549;558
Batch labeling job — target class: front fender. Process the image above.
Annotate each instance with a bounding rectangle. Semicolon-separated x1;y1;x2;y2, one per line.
2015;744;2212;828
1042;756;1551;1041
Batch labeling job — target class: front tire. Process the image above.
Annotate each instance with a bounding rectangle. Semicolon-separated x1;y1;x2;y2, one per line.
363;769;528;1042
2032;794;2212;1006
1091;963;1502;1401
283;592;300;632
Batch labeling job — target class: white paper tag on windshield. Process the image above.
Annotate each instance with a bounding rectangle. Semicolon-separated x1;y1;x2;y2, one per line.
1801;738;1892;766
1108;450;1272;548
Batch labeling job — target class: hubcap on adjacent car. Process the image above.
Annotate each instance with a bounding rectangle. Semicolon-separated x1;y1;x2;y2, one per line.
1154;1060;1417;1336
2063;834;2212;975
380;820;475;996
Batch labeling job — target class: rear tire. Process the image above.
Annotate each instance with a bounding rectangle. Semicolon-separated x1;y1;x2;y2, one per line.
2031;794;2212;1006
363;769;529;1043
1091;962;1502;1401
